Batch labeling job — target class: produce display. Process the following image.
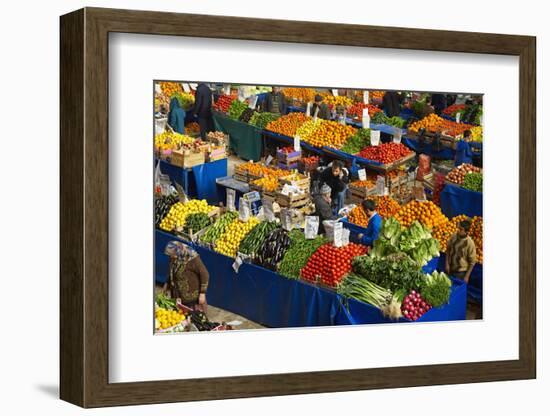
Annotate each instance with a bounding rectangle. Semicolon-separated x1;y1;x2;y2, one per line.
372;195;402;219
236;161;287;178
341;128;371;154
159;200;215;232
369;218;440;267
255;228;292;271
154;194;179;228
408;113;474;137
370;112;407;128
206;131;227;142
213;95;234;112
400;290;431;321
301;243;368;287
238;108;255;123
445;164;482;185
369;91;385;100
322;94;353;108
297;119;357;148
347;203;370;227
347;103;382;118
228;100;249;120
215;217;260;257
299;155;320;171
248;112;280;129
172;91;195;109
251;176;279;192
200;211;239;244
357;142;413;165
462;172;483;192
239;221;280;257
394;200;448;229
155;306;185;331
265;112;311;137
467;126;483;143
442;104;466;116
420;271;451;308
154;131;194;151
183;212;211;234
159;81;182;97
279;230;327;279
337;273;393;309
281;87;316;103
185;122;200;135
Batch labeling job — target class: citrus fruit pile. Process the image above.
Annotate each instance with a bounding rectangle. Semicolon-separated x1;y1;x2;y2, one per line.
322;94;353;108
348;204;370;227
159;200;215;232
408;113;474;137
159;81;183;97
301;120;357;148
236;161;287;178
265;112;311;137
281;87;316;102
372;195;401;218
394;200;448;229
154;131;195;151
155;307;185;330
251;176;279;192
215;217;260;257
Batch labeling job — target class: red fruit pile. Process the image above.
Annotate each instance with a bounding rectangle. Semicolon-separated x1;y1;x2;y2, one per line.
300;243;368;287
213;95;234;113
279;146;295;154
357;143;413;165
401;290;432;321
347;103;382;117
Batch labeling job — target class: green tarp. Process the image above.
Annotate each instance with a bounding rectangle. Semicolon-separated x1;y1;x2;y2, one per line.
213;113;263;161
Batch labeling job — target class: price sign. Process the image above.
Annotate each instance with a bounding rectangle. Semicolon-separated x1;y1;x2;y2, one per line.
248;95;258;109
154;83;162;94
293;135;301;152
393;128;403;144
313;106;319;122
333;222;344;247
363;91;369;104
455;112;461;123
238;198;250;221
224;84;231;95
281;209;292;231
306;101;312;116
232;255;243;273
181;83;191;93
376;175;385;195
262;197;275;221
362;109;370;128
226;189;236;211
331;89;339;96
188;83;198;90
370;130;381;146
339;109;347;125
358;168;367;181
265;154;273;166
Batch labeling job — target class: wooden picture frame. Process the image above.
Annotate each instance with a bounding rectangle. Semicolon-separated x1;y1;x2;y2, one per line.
60;7;536;408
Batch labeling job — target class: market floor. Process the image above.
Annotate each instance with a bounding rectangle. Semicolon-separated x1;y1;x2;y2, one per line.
207;305;265;330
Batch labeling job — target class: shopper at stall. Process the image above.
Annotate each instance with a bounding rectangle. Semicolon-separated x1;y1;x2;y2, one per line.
454;130;474;167
357;199;382;246
262;86;287;115
167;97;186;134
382;91;402;117
164;241;209;311
445;220;477;284
193;82;214;140
314;184;338;234
430;93;447;115
319;160;349;212
312;94;331;120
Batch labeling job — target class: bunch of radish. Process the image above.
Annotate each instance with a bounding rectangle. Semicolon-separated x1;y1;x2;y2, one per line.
401;290;432;321
446;163;481;185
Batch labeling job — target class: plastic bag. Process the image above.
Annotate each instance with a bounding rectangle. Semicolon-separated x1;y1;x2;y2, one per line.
304;216;319;239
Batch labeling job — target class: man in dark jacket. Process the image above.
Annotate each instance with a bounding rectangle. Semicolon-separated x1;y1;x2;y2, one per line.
430;93;447;115
312;94;331;120
382;91;402;117
262;86;287;115
193;83;214;140
319;160;349;213
314;184;338;234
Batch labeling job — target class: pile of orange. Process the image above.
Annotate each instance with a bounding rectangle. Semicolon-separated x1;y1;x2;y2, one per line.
408;114;474;137
369;91;385;100
394;200;448;229
281;88;316;103
373;196;402;219
251;176;279;192
350;179;376;189
322;94;354;108
236;161;287;179
432;215;483;264
159;81;183;97
266;113;311;137
302;120;356;148
348;205;369;227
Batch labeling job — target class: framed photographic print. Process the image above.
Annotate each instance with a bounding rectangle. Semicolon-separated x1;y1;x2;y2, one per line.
60;7;536;408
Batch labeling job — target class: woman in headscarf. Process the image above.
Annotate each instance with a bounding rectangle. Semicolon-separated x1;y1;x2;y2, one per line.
167;97;186;134
164;241;209;311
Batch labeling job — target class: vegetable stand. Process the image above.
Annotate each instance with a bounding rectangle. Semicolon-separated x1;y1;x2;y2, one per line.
213;112;263;161
155;230;466;327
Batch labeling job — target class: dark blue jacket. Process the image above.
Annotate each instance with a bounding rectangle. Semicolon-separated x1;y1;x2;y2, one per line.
262;91;287;114
455;140;473;166
193;83;213;118
167;98;186;134
360;213;382;246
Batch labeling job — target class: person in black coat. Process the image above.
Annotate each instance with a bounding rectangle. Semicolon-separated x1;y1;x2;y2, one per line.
382;91;402;117
319;160;349;213
262;86;287;115
430;93;447;115
193;83;214;140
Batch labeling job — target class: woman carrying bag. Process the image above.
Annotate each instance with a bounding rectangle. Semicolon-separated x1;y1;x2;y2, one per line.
164;241;209;312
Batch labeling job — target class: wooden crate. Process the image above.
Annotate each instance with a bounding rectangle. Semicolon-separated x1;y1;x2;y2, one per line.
276;149;302;164
349;182;376;199
170;148;205;168
276;191;311;208
278;173;310;192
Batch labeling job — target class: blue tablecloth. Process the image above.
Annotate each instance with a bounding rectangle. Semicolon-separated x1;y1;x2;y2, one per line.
403;137;455;160
157;159;228;203
155;230;467;327
437;253;483;303
440;183;482;218
286;105;306;114
262;130;323;154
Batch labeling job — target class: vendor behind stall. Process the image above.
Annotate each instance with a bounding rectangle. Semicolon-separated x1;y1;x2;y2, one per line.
193;82;214;140
445;220;477;284
164;241;209;311
167;97;186;134
312;94;331;120
455;130;474;167
262;86;287;115
314;184;338;234
319;160;349;213
357;199;382;246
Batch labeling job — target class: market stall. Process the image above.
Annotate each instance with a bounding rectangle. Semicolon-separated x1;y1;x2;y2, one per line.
213;112;263;161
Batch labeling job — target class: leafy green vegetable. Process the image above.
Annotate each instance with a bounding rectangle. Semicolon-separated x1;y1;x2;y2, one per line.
249;112;280;129
228;100;249;120
420;271;452;307
370;112;406;128
338;273;393;308
341;128;371;153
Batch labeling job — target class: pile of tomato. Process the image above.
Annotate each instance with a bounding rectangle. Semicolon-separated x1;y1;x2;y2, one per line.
347;103;382;118
213;95;234;113
357;142;413;165
300;243;368;287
